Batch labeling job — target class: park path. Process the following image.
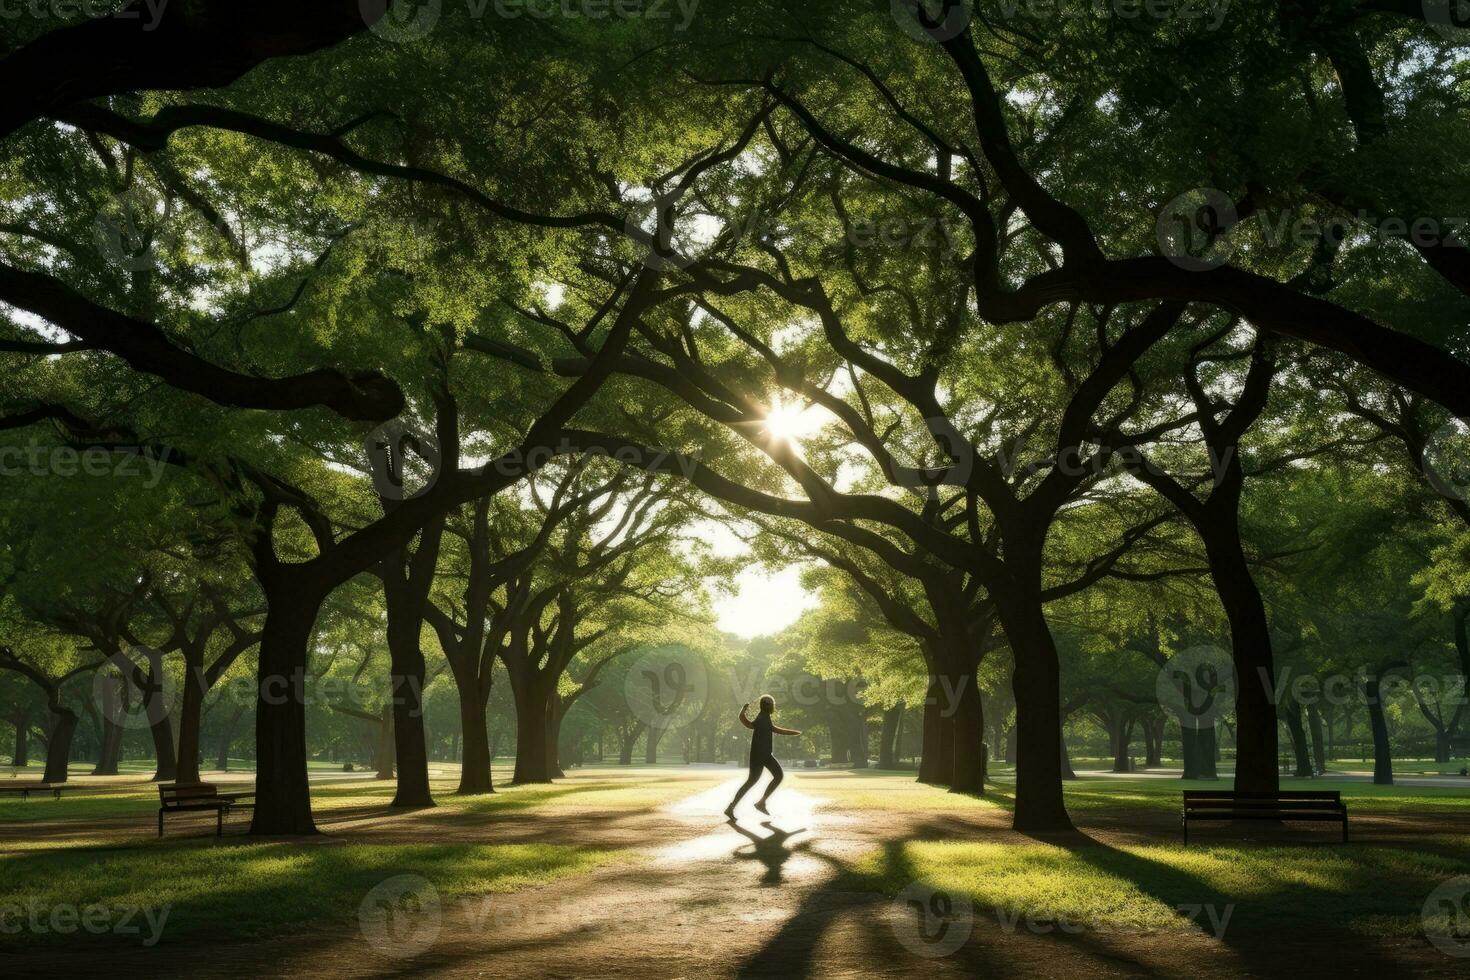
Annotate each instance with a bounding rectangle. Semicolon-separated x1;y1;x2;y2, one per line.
6;771;1465;978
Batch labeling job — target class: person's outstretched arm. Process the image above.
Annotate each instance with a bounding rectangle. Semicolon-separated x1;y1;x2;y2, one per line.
738;703;754;730
773;723;802;736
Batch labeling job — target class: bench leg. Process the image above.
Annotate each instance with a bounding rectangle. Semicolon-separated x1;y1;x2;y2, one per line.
217;808;224;838
158;809;164;838
1342;817;1349;844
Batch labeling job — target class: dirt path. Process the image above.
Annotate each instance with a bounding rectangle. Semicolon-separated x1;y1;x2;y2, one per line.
6;772;1465;978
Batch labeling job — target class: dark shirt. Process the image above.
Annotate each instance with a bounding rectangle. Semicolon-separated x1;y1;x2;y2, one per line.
750;712;774;761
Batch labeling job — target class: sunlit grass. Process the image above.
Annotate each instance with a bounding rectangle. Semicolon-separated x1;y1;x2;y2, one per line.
850;836;1470;937
0;841;618;947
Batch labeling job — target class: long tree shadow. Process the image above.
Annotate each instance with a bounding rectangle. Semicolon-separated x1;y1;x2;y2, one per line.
1025;828;1431;980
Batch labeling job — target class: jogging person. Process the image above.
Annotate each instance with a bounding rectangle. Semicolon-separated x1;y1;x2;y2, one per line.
725;695;801;818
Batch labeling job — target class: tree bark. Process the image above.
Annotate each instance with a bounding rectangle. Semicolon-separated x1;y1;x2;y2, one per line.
917;673;948;784
455;678;494;794
1282;701;1313;778
249;584;326;835
645;723;665;764
618;721;644;765
216;703;246;772
174;662;206;785
996;580;1073;832
1364;675;1394;785
1199;523;1279;794
42;708;77;784
511;682;553;783
949;668;986;794
878;704;903;769
1307;703;1327;774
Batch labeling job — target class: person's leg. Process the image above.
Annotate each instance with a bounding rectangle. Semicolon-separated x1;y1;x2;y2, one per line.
726;760;763;814
756;757;783;805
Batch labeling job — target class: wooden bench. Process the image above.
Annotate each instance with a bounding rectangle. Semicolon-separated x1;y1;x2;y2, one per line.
158;784;255;837
0;783;62;800
1182;790;1348;844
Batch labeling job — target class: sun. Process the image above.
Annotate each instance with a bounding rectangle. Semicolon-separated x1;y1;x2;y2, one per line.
761;395;823;444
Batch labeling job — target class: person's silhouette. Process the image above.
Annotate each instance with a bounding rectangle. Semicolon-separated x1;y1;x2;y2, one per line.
725;695;801;818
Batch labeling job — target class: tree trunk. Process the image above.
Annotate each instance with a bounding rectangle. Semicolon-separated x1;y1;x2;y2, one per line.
949;668;985;794
382;573;434;808
174;661;206;785
250;584;325;836
618;722;643;765
997;586;1073;832
917;674;948;784
645;722;665;764
139;651;177;783
455;679;494;794
1144;715;1163;768
373;704;395;779
1364;675;1394;785
547;694;566;779
42;707;77;784
1282;702;1313;778
216;704;245;772
1201;524;1279;795
93;683;123;775
511;682;553;783
878;704;902;769
1307;704;1327;774
1060;720;1077;780
1111;716;1132;773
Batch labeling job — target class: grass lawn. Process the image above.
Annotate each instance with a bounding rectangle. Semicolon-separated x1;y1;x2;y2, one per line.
2;766;1466;961
0;841;613;947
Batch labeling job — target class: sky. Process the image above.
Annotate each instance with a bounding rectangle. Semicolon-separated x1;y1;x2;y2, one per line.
712;564;820;639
